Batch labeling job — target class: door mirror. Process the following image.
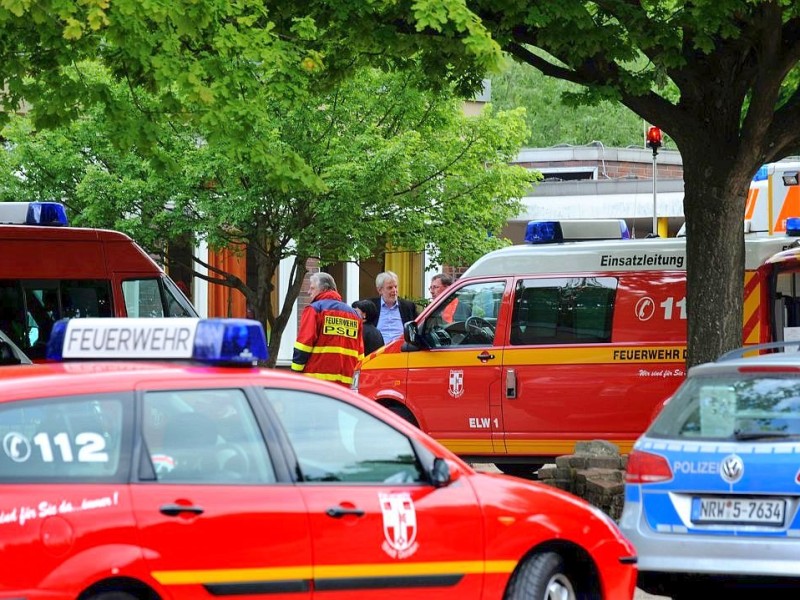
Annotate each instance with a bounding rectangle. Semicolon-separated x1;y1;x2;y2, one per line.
404;321;419;346
429;457;451;488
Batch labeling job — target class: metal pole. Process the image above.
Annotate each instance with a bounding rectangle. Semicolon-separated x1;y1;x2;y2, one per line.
652;148;658;236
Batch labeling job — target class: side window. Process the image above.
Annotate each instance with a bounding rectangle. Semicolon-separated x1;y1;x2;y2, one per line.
0;280;112;359
0;394;128;481
162;276;197;317
264;389;425;484
59;281;113;319
123;278;196;318
0;281;26;349
142;389;275;484
511;277;617;345
123;279;164;317
421;280;505;348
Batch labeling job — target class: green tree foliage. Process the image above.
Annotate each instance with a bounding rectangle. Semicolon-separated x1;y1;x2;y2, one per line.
491;59;647;148
0;63;534;365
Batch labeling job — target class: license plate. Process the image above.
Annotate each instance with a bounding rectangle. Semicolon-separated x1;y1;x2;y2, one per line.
691;496;786;526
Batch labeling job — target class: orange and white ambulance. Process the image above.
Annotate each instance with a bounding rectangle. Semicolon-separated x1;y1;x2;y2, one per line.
354;162;800;477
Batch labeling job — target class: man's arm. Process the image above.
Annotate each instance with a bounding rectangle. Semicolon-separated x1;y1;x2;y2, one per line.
291;306;318;372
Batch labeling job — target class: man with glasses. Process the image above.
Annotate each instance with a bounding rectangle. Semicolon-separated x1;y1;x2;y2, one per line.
429;273;458;323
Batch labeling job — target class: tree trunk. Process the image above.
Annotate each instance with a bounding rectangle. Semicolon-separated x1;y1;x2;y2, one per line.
682;155;751;367
255;254;307;368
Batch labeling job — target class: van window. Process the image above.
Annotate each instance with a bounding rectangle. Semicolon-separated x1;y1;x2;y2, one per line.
0;280;112;360
510;277;617;345
122;277;195;318
420;280;505;347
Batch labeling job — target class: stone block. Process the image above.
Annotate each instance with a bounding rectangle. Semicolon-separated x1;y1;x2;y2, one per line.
573;439;620;456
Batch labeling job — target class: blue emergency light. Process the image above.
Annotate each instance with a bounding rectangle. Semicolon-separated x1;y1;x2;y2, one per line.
27;202;69;226
525;219;631;244
0;201;69;226
47;318;268;365
753;165;769;182
786;217;800;237
525;220;563;243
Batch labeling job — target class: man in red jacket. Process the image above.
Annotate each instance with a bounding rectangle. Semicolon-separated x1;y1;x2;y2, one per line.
291;272;364;386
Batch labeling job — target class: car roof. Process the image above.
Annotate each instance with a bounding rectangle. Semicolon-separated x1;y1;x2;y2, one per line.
0;362;348;402
688;350;800;377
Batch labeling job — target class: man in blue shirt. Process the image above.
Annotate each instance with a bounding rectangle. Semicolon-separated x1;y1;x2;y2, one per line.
368;271;417;343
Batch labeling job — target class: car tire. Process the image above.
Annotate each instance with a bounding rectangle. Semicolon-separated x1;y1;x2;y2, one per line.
86;593;139;600
505;552;582;600
386;404;419;427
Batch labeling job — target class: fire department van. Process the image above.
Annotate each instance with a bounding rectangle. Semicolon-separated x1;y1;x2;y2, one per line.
353;214;800;478
0;202;197;360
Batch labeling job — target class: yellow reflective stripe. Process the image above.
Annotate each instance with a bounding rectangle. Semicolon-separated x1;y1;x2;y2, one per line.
361;353;406;369
366;345;687;370
153;566;313;585
505;439;634;455
305;372;354;384
294;341;313;353
504;346;685;366
314;560;516;577
438;439;496;453
153;560;516;585
439;438;635;455
290;363;305;372
309;345;361;358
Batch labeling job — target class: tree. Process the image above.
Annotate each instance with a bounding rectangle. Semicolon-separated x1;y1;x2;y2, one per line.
491;59;646;148
383;0;800;366
1;63;535;365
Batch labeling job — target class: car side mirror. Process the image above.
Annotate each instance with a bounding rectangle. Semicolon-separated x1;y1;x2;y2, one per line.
429;457;451;488
404;321;419;345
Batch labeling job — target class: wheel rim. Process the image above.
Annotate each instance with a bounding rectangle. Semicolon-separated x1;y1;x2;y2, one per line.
545;573;575;600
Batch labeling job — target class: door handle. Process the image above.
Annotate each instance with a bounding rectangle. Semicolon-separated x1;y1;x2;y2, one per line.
477;351;496;362
506;368;517;399
160;503;205;516
326;506;365;518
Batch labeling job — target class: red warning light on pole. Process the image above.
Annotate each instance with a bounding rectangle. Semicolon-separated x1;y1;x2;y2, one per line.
646;126;662;150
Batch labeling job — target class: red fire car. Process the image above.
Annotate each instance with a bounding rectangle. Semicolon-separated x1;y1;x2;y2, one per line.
0;318;636;600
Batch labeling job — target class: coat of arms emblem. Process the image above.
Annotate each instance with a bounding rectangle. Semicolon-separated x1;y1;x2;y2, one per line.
379;492;419;559
448;369;464;398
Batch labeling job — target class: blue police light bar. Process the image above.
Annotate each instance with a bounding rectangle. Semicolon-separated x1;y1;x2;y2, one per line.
47;318;268;365
525;219;631;244
0;201;69;226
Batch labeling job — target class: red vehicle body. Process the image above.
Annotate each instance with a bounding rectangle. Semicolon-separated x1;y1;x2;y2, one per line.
0;215;196;360
0;356;636;599
354;234;800;476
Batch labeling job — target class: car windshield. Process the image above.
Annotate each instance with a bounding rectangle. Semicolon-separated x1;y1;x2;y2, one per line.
649;373;800;440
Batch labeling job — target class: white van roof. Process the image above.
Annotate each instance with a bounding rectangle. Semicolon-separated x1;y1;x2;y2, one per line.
463;235;798;278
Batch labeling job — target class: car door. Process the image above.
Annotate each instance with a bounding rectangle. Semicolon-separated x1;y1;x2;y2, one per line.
261;387;485;600
406;278;510;456
129;385;312;599
0;392;138;594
